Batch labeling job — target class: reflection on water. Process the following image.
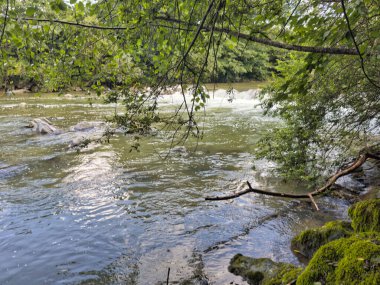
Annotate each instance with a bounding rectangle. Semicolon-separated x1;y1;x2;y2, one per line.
0;90;351;284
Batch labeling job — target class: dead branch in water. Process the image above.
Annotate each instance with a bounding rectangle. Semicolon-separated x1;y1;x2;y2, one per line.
205;151;380;210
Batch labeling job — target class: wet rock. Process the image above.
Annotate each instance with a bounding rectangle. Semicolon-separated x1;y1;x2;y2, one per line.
293;199;380;284
348;198;380;232
171;146;189;157
28;118;60;134
291;220;353;260
297;232;380;285
63;93;74;99
69;121;106;132
12;88;30;94
335;175;366;192
180;278;209;285
0;164;27;180
68;133;103;149
228;254;302;285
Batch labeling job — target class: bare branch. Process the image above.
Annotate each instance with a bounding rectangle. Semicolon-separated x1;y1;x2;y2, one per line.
205;151;379;206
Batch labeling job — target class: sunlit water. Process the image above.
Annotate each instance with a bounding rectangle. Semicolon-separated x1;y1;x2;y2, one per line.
0;89;352;285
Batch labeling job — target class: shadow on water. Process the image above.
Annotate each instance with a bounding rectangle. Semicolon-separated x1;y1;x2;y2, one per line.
0;90;354;285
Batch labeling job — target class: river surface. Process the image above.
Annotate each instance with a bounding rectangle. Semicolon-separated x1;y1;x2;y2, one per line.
0;88;352;285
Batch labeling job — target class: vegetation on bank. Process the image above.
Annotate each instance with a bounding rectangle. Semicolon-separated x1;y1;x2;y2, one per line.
229;198;380;285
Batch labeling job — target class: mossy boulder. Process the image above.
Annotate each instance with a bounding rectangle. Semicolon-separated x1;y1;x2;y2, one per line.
291;220;353;260
297;232;380;285
228;254;302;285
348;198;380;232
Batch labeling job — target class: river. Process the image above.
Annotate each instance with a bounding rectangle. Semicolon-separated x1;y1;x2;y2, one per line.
0;87;351;284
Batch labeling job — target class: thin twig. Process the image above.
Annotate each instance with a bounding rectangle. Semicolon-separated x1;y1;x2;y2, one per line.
166;267;170;285
179;0;215;65
340;0;380;89
277;0;302;38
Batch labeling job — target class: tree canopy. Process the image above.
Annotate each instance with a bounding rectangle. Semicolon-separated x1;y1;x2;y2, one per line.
1;0;380;181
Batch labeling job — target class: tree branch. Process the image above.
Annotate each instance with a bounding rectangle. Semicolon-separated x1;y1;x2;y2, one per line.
205;151;379;207
8;15;359;55
155;16;358;55
12;17;129;30
180;0;215;63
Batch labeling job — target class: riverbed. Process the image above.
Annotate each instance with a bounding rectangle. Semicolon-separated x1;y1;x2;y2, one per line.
0;87;352;284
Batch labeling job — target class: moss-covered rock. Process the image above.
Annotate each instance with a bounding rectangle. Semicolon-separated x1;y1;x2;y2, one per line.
228;254;302;285
229;199;380;284
265;265;303;285
291;220;353;260
297;232;380;285
349;198;380;232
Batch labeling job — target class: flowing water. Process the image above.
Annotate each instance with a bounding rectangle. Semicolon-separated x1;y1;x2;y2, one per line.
0;88;352;285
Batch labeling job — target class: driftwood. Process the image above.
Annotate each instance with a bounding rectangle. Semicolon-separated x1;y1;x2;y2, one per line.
205;151;380;210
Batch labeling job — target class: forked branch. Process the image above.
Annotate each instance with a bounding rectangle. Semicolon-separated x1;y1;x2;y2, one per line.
205;151;380;210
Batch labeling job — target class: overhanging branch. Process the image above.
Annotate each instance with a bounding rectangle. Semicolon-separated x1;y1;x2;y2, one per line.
7;15;359;55
155;16;358;55
12;17;128;30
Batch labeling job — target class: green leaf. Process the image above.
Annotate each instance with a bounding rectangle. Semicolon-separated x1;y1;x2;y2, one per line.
26;7;36;17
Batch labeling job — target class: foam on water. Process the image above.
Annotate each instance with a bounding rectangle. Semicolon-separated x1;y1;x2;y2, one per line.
157;88;262;112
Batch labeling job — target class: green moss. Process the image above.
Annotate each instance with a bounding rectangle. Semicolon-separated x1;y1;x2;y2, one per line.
291;220;353;259
228;254;302;285
349;199;380;232
297;232;380;285
265;264;303;285
229;200;380;285
229;254;273;285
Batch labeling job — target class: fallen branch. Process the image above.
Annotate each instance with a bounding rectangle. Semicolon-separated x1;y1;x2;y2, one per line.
205;151;379;207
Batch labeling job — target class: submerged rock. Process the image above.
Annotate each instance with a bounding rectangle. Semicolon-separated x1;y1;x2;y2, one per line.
63;93;74;99
228;254;302;285
297;232;380;285
28;118;60;134
12;88;30;94
348;198;380;232
68;133;103;149
291;220;353;260
69;121;106;132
